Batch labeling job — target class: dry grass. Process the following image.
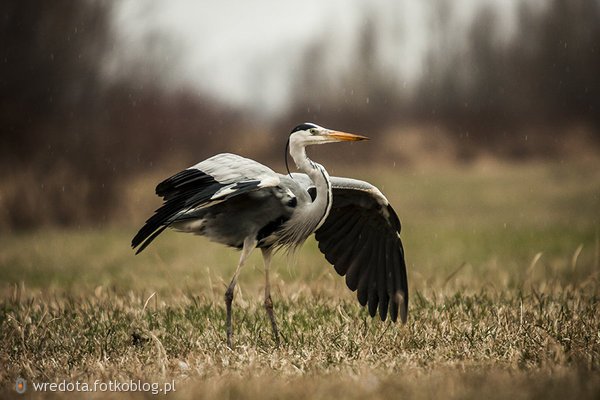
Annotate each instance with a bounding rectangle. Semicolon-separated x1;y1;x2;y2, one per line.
1;161;599;398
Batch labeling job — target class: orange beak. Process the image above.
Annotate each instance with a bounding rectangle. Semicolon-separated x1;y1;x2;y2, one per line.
326;130;369;141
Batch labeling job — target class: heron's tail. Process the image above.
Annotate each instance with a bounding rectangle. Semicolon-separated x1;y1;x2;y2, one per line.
131;168;218;254
132;164;265;254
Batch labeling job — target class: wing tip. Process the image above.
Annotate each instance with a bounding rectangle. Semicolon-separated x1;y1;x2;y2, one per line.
131;225;168;254
397;290;408;323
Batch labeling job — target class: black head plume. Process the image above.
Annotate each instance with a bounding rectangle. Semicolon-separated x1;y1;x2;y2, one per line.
290;122;318;134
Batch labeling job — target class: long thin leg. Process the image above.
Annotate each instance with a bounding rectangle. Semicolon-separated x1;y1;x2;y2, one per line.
262;248;280;345
225;238;255;348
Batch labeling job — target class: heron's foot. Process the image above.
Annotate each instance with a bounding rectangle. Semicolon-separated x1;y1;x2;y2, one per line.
264;294;280;346
225;287;235;348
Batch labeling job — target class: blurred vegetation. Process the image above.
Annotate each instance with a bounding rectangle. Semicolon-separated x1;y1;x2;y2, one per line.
283;0;600;159
0;0;246;229
1;0;599;229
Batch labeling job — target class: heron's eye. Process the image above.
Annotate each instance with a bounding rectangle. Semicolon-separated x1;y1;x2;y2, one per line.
309;128;317;135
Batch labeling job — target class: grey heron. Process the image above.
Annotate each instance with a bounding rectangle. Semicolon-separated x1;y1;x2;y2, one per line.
132;123;408;347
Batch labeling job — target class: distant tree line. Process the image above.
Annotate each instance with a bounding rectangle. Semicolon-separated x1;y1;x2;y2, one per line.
413;0;600;156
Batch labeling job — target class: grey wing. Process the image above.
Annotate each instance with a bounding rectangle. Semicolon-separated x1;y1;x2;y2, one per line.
189;153;279;186
132;153;280;253
314;177;408;323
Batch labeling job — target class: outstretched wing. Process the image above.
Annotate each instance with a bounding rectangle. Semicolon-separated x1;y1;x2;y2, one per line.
314;177;408;323
132;153;280;253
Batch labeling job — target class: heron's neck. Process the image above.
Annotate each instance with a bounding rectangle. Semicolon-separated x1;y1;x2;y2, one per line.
290;143;332;230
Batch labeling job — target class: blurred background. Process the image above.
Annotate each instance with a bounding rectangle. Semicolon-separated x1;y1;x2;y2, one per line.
1;0;599;230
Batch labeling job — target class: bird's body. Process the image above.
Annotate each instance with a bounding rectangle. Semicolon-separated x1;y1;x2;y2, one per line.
166;154;322;251
132;123;408;346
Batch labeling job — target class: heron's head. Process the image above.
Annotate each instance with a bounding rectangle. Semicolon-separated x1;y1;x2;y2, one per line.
288;123;368;147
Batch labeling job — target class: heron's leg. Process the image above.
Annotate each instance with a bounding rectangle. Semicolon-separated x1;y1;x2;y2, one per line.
262;248;280;345
225;238;255;348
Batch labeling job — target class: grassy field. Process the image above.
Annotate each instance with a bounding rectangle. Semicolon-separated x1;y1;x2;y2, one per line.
1;160;599;399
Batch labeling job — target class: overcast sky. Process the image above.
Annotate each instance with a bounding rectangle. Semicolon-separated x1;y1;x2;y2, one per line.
112;0;527;116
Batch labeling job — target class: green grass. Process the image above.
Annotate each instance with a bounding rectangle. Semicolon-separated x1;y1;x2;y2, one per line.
1;161;599;399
